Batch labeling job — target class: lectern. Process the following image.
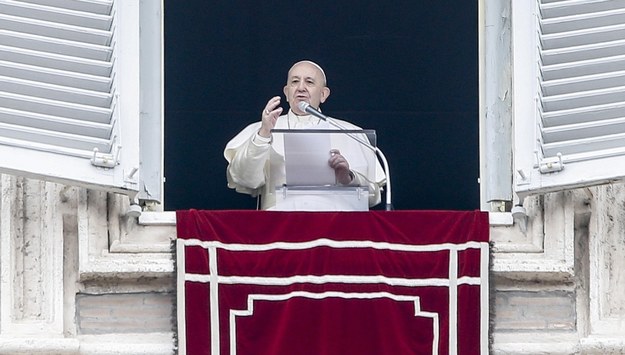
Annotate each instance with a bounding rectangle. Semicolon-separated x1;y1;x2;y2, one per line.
271;128;378;211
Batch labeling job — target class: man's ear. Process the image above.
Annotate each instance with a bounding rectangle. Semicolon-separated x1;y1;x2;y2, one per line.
283;85;289;102
320;87;331;104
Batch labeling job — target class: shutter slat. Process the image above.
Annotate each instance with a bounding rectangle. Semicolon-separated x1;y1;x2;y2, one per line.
542;8;625;34
0;92;112;123
543;101;625;126
542;39;625;65
0;0;112;31
0;121;112;152
16;0;113;15
0;75;112;107
542;86;625;112
0;60;112;92
543;116;625;142
0;106;112;139
541;0;625;18
0;45;112;77
543;132;625;157
542;24;625;49
0;29;112;61
542;70;625;96
0;13;112;45
542;53;625;80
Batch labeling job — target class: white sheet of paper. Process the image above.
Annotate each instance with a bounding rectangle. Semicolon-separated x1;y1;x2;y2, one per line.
283;131;335;186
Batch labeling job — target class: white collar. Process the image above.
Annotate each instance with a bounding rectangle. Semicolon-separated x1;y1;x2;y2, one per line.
287;109;321;127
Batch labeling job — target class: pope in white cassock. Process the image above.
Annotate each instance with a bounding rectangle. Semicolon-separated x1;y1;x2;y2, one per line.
224;60;386;210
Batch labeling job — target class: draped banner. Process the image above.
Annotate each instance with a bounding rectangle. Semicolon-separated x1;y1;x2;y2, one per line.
176;210;489;355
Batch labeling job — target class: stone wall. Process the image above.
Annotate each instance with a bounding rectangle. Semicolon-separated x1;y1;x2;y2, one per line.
76;293;174;335
4;172;625;354
489;183;625;354
0;174;175;354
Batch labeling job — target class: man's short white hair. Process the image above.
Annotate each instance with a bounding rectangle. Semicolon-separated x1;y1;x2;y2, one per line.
290;60;327;86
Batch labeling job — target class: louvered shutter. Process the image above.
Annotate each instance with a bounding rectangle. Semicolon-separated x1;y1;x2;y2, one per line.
513;0;625;198
0;0;161;199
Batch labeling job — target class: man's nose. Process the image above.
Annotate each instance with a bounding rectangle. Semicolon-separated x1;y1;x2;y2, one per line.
296;81;306;90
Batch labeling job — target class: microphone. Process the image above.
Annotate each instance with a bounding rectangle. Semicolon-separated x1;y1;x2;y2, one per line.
298;101;328;121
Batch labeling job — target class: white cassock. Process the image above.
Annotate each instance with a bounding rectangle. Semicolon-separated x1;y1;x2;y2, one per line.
224;110;386;210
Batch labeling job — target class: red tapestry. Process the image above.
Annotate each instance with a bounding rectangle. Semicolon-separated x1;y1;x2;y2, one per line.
176;210;489;355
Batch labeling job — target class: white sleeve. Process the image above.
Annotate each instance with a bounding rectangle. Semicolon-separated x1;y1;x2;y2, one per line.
329;118;387;207
224;123;271;195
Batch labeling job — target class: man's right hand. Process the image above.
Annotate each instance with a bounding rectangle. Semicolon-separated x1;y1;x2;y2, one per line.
259;96;283;138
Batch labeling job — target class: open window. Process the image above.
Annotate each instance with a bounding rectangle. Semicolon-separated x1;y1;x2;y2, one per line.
512;0;625;199
0;0;163;203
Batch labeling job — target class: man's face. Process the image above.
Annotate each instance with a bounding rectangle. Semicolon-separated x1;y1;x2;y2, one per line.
283;62;330;115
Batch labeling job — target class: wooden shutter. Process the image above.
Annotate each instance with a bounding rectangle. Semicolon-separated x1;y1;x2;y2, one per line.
0;0;162;199
513;0;625;197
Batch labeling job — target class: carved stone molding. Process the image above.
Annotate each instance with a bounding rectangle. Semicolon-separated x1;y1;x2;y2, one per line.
0;175;64;336
491;191;577;281
77;189;175;280
588;183;625;335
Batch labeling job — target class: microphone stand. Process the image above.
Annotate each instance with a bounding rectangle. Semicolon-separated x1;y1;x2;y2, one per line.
323;117;393;211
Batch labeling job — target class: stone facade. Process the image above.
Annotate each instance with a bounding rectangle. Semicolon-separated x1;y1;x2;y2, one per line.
4;172;625;353
479;0;625;351
0;174;175;354
489;184;625;354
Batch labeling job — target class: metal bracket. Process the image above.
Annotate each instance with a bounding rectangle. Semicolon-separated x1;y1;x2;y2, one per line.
537;152;564;174
90;146;121;168
124;167;139;184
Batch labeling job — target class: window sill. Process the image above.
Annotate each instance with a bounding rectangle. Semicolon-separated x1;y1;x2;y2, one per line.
489;212;513;226
138;211;515;227
139;211;176;226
